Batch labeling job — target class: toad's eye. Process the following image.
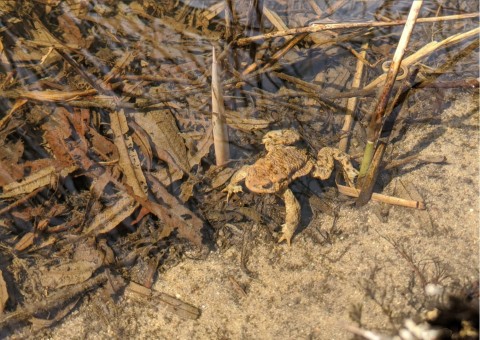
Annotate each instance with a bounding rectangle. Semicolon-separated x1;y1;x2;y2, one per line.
261;182;273;189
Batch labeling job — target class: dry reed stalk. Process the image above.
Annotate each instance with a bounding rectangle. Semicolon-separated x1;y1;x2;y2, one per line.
211;47;230;166
356;0;423;206
236;12;478;46
365;0;423;149
362;27;480;91
337;184;425;210
224;0;234;41
242;33;308;76
338;41;368;152
307;0;322;16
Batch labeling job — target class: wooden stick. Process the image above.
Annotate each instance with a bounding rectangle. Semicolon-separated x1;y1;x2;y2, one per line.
235;12;479;46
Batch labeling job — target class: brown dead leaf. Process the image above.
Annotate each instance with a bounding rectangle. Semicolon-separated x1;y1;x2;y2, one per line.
39;261;100;289
149;167;184;187
179;179;196;203
42;107;96;171
110;110;148;197
0;161;21;187
89;167;118;199
23;158;60;174
133;110;190;175
69;108;90;143
125;281;200;320
129;120;153;170
88;126;119;161
188;124;214;168
58;13;88;48
0;140;24;185
41;108;75;165
83;195;138;236
143;174;204;246
210;166;236;190
131;192;202;246
225;109;272;132
39;240;104;289
0;165;76;198
42;128;73;166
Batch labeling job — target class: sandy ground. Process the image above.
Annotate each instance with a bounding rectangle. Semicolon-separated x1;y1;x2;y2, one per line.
24;91;478;339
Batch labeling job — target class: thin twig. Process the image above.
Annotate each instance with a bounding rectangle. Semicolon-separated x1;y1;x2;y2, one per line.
235;12;479;46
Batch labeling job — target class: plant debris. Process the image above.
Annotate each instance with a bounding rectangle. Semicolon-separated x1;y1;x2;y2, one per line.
0;0;477;336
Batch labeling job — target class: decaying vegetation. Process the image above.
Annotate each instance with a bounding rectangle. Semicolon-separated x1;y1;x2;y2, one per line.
0;0;477;337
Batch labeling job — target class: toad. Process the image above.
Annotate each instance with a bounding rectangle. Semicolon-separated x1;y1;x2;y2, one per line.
224;129;358;246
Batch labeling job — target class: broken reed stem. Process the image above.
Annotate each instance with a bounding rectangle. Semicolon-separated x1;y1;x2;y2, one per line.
358;0;423;178
338;41;368;153
242;32;308;76
337;183;425;210
211;47;230;166
235;12;479;46
237;33;308;84
258;33;308;73
307;0;323;16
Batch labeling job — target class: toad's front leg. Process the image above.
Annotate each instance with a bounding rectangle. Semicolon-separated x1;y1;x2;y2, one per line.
277;188;301;246
224;165;250;202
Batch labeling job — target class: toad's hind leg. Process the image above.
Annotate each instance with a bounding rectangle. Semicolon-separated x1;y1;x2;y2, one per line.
278;188;301;246
313;147;358;185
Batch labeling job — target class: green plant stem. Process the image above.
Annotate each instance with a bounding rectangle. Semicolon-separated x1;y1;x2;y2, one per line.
358;141;375;177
